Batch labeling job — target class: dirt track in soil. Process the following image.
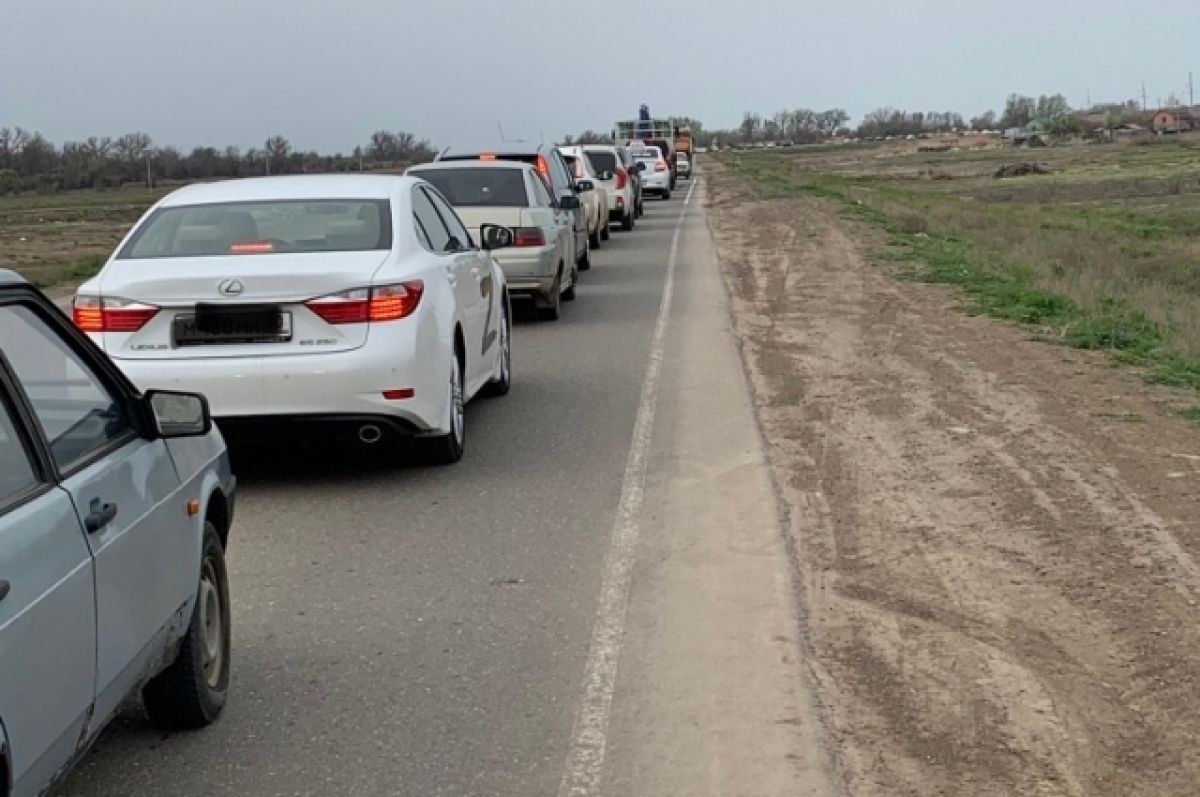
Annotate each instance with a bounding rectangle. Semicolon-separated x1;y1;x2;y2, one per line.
705;159;1200;796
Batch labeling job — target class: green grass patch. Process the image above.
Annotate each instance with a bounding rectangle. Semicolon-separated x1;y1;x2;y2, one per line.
1176;406;1200;424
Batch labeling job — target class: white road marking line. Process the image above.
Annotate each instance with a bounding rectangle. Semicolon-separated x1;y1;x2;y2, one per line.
557;179;698;797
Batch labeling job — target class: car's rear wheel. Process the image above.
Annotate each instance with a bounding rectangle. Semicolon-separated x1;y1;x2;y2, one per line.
143;521;231;730
578;239;591;271
601;221;610;241
663;189;672;200
563;262;578;301
622;210;634;231
482;298;511;397
589;225;601;249
420;353;465;464
539;270;562;321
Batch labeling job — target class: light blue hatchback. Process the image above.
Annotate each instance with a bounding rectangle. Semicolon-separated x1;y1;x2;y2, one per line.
0;270;236;797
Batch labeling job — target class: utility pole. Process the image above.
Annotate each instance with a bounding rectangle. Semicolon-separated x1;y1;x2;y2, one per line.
1142;81;1148;111
145;153;152;189
1190;71;1195;109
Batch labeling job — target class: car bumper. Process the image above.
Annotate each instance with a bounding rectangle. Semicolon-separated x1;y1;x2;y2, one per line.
112;329;449;432
642;176;670;192
492;248;558;294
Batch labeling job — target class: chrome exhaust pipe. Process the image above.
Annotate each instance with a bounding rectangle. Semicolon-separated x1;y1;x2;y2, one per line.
358;424;383;444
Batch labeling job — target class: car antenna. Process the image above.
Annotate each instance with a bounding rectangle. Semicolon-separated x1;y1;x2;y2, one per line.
497;121;506;142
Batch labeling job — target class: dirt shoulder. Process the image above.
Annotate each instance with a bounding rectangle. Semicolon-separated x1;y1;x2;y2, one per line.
705;159;1200;796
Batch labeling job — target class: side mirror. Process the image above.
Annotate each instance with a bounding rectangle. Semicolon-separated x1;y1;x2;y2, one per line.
575;180;595;192
559;195;581;211
599;171;615;181
479;223;513;250
145;390;211;438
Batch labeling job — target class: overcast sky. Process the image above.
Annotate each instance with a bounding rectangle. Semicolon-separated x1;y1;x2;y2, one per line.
1;0;1196;152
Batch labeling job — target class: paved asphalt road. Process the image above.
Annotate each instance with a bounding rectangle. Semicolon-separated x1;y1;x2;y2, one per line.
58;188;695;796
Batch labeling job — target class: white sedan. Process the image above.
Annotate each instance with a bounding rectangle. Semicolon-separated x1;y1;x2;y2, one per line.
407;160;577;319
72;175;513;464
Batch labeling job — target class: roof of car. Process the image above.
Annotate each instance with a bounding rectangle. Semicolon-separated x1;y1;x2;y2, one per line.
409;160;532;173
159;175;415;207
439;141;554;158
0;269;26;286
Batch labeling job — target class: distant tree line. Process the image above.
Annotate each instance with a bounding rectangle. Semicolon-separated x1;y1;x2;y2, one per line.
857;109;966;139
0;127;437;195
702;108;851;147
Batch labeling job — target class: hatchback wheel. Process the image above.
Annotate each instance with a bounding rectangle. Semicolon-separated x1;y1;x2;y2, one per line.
622;211;634;231
144;521;231;730
589;226;601;249
601;222;610;241
578;239;592;271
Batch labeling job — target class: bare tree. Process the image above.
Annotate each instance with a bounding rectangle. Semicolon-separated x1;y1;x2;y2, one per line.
264;135;291;175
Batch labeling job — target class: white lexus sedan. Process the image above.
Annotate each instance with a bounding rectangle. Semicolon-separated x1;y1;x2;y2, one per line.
73;175;513;464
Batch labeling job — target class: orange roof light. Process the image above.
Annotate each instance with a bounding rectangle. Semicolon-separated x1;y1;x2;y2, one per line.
480;153;497;161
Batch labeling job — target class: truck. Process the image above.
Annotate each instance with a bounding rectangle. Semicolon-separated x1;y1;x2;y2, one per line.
614;105;684;190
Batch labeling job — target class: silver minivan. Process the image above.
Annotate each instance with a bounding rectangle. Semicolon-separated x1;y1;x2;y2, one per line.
0;270;236;797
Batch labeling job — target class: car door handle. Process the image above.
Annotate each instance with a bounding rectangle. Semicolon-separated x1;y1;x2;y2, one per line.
84;499;118;534
0;579;9;603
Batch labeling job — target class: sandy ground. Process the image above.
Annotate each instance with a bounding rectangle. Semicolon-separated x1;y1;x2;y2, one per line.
705;159;1200;796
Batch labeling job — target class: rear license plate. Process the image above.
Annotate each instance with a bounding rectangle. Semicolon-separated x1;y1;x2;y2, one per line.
174;304;291;346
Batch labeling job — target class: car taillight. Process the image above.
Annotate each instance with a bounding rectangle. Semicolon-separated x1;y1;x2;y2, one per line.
615;167;629;190
306;281;424;324
536;155;551;183
655;161;668;172
514;227;545;247
72;296;159;332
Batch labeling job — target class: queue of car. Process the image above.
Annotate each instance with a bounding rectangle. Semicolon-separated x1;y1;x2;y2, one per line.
0;139;690;796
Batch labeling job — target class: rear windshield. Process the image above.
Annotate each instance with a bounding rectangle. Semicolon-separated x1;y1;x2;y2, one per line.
416;168;528;207
631;146;661;161
118;199;392;259
585;151;618;174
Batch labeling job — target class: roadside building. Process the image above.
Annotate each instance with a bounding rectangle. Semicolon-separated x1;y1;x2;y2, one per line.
1153;108;1198;134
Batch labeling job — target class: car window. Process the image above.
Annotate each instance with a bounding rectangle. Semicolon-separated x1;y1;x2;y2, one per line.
415;168;529;208
0;304;132;471
119;199;392;259
547;151;572;193
412;187;452;253
564;155;587;180
586;151;618;175
0;387;40;509
423;188;474;250
529;172;552;207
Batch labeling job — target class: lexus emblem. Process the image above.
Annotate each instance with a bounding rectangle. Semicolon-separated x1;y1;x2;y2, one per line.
218;279;244;296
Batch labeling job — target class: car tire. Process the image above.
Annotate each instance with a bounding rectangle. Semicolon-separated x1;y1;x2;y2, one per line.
589;226;600;249
539;271;562;321
143;520;231;730
622;211;634;231
482;298;511;398
577;239;591;271
601;222;610;241
637;200;644;218
420;353;466;464
663;189;672;200
563;262;578;302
